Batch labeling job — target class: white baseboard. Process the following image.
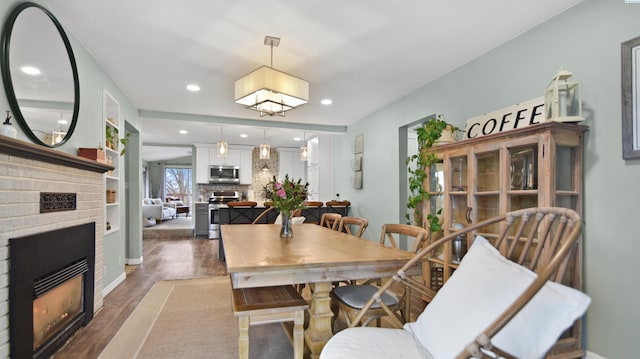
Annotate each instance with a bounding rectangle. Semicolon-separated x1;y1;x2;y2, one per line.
586;351;607;359
102;272;126;297
126;256;143;265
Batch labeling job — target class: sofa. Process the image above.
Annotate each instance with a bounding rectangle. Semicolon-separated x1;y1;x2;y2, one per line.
142;198;176;222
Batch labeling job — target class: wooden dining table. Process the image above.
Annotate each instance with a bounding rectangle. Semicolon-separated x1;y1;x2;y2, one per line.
222;223;417;359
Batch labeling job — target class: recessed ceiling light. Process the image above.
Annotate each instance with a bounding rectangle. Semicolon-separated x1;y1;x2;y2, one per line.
293;137;302;142
57;119;68;125
179;129;188;134
186;84;200;92
21;66;41;75
321;98;332;105
240;133;248;138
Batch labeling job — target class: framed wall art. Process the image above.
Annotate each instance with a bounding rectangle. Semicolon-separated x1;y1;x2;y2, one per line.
622;35;640;159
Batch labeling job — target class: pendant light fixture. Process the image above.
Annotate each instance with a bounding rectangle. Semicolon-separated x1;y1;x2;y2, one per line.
259;129;270;159
300;132;308;161
217;126;228;158
234;36;309;117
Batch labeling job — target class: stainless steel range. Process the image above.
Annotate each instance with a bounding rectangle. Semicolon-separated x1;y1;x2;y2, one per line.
208;190;240;208
208;190;240;238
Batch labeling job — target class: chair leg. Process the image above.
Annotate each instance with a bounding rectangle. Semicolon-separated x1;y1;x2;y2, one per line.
293;310;304;359
238;316;249;359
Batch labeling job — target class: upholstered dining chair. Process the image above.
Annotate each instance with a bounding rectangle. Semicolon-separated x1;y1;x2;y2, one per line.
321;207;590;359
336;216;368;237
330;224;429;328
320;213;342;230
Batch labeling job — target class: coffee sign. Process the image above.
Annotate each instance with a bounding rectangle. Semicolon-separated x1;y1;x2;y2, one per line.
464;97;545;139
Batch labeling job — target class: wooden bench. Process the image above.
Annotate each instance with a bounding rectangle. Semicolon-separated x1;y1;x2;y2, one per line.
231;285;309;359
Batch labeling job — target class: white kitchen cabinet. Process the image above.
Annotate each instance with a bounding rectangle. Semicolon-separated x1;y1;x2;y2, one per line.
305;135;333;201
195;145;210;184
278;147;306;182
197;144;253;184
210;147;241;166
239;147;253;184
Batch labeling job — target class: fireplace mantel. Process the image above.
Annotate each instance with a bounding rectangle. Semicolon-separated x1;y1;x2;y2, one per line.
0;136;114;173
0;136;110;358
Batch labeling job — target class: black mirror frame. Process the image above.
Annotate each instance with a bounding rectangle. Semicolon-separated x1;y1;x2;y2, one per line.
1;2;80;148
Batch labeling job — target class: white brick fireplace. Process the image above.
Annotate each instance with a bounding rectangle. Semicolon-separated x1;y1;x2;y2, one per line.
0;137;110;357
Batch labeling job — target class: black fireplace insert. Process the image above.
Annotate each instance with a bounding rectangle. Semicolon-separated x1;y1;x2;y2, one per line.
9;222;95;359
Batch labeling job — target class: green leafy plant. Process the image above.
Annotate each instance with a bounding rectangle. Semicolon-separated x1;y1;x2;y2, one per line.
262;174;309;217
105;126;132;156
406;114;459;230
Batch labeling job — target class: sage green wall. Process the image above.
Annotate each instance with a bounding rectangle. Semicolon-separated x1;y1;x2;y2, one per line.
334;0;639;357
0;0;143;293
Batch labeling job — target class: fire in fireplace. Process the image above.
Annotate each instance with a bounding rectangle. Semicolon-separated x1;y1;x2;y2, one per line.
9;223;95;359
33;263;85;351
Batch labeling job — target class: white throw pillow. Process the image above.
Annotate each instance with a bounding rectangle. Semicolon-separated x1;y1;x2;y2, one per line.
292;216;306;224
274;214;305;224
151;198;163;205
404;235;590;359
320;327;430;359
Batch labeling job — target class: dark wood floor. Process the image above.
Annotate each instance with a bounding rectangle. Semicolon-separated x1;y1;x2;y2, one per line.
53;233;426;358
53;236;225;359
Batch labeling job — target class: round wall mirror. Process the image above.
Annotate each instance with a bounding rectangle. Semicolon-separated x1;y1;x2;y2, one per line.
1;2;79;147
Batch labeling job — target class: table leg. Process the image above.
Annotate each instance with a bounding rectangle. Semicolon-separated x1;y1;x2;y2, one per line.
304;282;333;359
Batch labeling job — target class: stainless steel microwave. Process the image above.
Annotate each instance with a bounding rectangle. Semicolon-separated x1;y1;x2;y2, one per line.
209;165;240;183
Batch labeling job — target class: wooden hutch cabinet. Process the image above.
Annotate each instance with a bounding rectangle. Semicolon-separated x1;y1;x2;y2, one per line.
422;122;587;358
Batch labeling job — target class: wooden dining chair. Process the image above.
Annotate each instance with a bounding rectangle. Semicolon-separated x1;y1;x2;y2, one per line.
319;213;341;230
252;206;276;224
336;216;368;237
330;224;429;328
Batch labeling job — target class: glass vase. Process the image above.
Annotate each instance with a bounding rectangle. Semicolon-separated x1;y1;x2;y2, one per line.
280;212;293;239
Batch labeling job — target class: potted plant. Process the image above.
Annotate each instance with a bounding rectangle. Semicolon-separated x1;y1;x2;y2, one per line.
105;126;132;156
406;114;460;231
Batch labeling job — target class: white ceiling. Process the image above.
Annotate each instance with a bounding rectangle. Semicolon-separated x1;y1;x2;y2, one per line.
43;0;583;162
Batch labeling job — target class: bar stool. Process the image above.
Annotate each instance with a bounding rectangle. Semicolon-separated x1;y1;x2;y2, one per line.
302;201;323;224
226;201;257;223
325;200;351;216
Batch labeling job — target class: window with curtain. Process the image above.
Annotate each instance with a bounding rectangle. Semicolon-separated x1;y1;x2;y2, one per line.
164;166;192;205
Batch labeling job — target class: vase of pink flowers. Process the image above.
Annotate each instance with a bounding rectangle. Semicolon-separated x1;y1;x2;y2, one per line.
263;174;309;239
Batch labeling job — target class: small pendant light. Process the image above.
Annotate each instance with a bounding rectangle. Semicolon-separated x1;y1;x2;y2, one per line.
217;126;228;158
259;129;270;159
300;132;308;161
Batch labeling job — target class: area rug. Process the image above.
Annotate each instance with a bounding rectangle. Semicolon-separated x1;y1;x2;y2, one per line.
98;277;292;359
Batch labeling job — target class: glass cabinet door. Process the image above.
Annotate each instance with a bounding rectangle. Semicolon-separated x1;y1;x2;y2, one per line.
508;145;538;211
555;145;579;210
448;156;467;226
428;161;445;227
474;151;500;236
